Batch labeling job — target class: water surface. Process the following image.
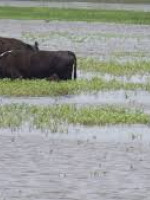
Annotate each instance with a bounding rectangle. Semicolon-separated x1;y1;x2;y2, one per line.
0;127;150;200
1;0;150;11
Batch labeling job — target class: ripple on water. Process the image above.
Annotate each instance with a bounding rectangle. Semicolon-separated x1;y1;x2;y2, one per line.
1;90;150;110
79;70;150;83
0;123;150;200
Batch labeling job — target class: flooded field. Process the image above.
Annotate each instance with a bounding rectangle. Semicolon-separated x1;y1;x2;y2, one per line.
1;90;150;113
79;70;150;83
1;130;150;200
1;0;150;11
0;4;150;199
0;20;149;62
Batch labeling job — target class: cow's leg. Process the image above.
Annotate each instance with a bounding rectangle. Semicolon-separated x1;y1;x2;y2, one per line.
47;73;60;82
61;65;72;80
10;68;23;79
66;67;72;80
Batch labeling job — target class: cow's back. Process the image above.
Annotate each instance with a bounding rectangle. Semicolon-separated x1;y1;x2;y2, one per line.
0;37;38;54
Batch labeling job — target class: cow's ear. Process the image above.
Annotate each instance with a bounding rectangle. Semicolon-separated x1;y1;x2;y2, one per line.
26;44;33;50
35;41;39;51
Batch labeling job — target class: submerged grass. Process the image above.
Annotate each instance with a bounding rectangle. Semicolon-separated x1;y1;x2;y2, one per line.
79;59;150;76
0;78;150;97
0;6;149;24
0;59;150;97
0;104;149;131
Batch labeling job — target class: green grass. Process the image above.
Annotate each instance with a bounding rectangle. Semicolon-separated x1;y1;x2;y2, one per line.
0;104;149;131
0;78;150;97
79;59;150;76
0;6;149;24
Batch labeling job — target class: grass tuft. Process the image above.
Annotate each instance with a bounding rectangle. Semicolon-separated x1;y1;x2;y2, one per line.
0;78;150;97
79;59;150;76
0;104;149;131
0;77;150;97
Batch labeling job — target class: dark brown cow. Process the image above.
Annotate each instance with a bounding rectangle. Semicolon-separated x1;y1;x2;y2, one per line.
0;37;39;54
0;50;77;80
47;73;60;82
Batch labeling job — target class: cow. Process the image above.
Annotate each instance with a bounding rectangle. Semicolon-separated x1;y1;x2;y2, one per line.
47;73;60;82
0;36;39;54
0;50;77;80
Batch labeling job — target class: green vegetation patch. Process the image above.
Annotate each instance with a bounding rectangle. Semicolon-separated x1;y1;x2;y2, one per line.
79;59;150;76
0;78;150;97
0;104;149;131
0;6;149;24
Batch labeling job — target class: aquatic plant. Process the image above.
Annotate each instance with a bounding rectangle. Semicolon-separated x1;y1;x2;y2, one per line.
0;104;149;132
0;78;150;97
79;59;150;76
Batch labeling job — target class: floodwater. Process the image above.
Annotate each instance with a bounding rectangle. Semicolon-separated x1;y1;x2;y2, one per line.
0;20;149;62
1;0;150;12
79;70;150;83
1;90;150;199
0;129;150;200
0;7;150;200
1;90;150;113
